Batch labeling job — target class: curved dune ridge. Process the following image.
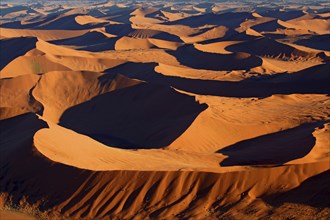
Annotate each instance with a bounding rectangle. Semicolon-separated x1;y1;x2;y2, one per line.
0;1;330;220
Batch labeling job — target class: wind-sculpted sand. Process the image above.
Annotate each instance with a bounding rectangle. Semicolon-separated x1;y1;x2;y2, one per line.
0;0;329;219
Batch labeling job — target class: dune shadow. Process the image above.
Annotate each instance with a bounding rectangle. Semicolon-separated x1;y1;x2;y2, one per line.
104;23;134;36
167;45;263;71
167;12;254;28
217;122;326;166
0;37;37;70
59;83;207;149
0;113;95;211
258;9;305;21
50;32;118;52
225;37;311;58
102;62;330;98
1;12;106;30
294;34;330;52
261;33;288;40
34;14;106;30
78;40;117;52
264;170;330;208
0;113;48;156
128;29;183;42
199;30;259;44
101;62;159;81
251;20;286;32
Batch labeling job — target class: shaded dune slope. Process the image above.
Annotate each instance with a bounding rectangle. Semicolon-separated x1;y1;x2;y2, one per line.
20;70;207;149
219;121;329;166
0;37;37;69
104;62;330;97
59;83;207;149
0;113;328;219
167;45;262;71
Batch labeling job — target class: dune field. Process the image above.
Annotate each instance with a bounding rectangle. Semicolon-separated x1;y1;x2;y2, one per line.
0;0;329;219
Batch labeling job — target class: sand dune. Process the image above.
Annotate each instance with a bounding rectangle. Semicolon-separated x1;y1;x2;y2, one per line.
1;55;71;78
0;74;42;119
128;28;182;42
238;15;274;31
169;12;254;28
132;22;199;38
32;71;141;123
0;27;93;40
258;9;305;21
181;25;237;43
0;37;37;69
0;1;329;220
218;121;328;166
75;15;118;25
0;113;328;219
34;120;225;172
260;57;324;73
115;36;182;50
284;18;330;35
168;45;263;70
294;34;330;52
0;211;35;220
194;40;243;54
169;94;330;153
115;36;155;50
250;19;287;32
226;37;318;59
50;30;118;51
36;38;180;67
157;10;193;21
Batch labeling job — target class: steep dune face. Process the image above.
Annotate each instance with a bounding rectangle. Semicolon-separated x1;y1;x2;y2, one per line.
30;69;207;149
33;40;128;72
75;15;113;25
0;37;37;69
115;36;183;50
0;55;71;78
194;41;243;54
1;1;330;220
181;25;236;43
32;71;141;123
0;27;93;41
115;36;155;50
225;37;316;59
257;9;305;21
0;74;42;120
284;18;330;35
0;115;328;219
51;31;115;46
293;34;330;52
35;39;180;67
128;29;182;42
34;122;225;171
249;19;287;32
0;113;329;219
116;29;184;50
169;12;254;28
168;45;262;70
30;14;104;30
169;94;330;153
58;83;207;149
218;122;328;166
